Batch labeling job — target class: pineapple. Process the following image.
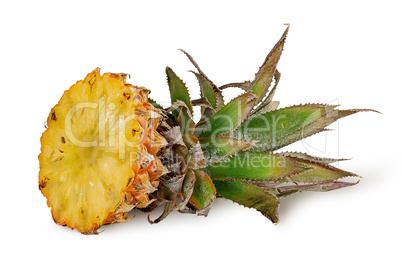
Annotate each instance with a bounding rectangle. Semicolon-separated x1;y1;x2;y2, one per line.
39;25;376;234
39;69;167;234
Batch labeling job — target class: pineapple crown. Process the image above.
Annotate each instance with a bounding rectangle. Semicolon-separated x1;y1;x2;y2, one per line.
146;25;378;223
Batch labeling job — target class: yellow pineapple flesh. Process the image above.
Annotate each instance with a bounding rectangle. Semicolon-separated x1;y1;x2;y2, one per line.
39;69;167;234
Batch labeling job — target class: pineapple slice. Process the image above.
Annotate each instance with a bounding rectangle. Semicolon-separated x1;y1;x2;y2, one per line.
39;69;167;234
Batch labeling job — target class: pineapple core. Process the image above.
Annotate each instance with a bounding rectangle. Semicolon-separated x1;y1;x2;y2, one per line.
39;70;143;233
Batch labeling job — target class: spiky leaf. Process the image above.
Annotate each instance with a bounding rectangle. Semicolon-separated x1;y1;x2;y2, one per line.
148;184;178;224
180;49;224;110
280;151;348;164
148;200;177;224
199;136;254;164
234;104;371;151
277;108;374;151
196;91;257;138
202;151;309;181
192;71;217;109
178;169;197;211
148;97;164;109
250;25;288;103
191;96;216;122
264;181;359;198
178;106;196;136
220;81;251;91
189;170;216;210
166;67;193;116
252;69;281;116
213;180;279;223
284;154;359;184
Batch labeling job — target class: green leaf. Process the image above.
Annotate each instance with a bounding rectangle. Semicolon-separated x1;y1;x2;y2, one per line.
256;101;280;115
180;49;224;110
189;170;216;210
280;151;349;164
177;106;196;136
215;90;225;111
283;154;360;184
148;183;178;224
196;90;257;138
166;100;195;137
148;200;177;224
264;181;359;198
213;180;280;223
251;69;281;116
148;97;164;109
234;104;343;151
186;139;206;168
191;97;214;110
199;136;254;164
166;66;193;116
178;169;197;211
220;81;251;91
192;71;217;109
250;25;289;103
264;69;281;104
202;151;309;181
191;96;216;122
181;169;196;200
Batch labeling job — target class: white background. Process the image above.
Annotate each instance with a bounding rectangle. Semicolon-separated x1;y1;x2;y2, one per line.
1;0;400;266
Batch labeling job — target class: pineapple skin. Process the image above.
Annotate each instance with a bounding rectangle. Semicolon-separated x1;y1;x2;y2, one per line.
39;69;167;234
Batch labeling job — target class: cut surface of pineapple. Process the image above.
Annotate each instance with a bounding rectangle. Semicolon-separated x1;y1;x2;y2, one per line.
39;69;166;234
